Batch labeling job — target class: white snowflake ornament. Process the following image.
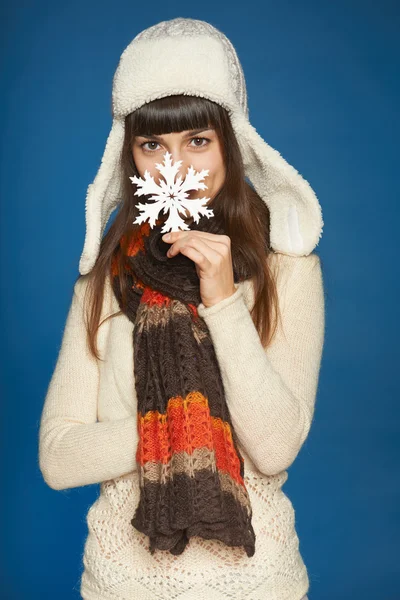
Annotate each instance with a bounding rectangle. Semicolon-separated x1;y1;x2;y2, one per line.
129;151;214;233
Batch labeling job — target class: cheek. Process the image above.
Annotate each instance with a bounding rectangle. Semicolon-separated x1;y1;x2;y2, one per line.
132;150;157;179
210;147;225;178
132;148;143;173
210;160;225;190
202;154;225;188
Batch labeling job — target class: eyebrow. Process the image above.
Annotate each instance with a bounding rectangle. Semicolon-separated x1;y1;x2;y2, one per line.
138;128;214;141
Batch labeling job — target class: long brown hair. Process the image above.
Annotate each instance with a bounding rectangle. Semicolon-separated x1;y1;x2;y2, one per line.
78;94;281;360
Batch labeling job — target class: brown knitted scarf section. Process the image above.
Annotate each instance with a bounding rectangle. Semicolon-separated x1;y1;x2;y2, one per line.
110;214;256;557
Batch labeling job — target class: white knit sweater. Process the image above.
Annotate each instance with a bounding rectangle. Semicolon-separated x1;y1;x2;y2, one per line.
38;251;325;600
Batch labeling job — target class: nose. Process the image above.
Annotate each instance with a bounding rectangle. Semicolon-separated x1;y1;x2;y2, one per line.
165;151;199;202
167;149;192;177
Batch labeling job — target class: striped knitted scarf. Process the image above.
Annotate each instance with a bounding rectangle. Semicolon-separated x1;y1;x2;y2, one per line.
110;214;256;557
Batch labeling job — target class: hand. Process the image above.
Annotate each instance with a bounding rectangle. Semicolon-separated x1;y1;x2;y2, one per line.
161;230;237;308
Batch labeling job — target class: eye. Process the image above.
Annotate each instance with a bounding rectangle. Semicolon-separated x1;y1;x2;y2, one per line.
140;141;160;152
189;137;210;148
139;136;211;154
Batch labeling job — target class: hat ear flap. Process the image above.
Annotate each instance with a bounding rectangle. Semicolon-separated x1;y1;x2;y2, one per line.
79;118;125;275
230;111;324;256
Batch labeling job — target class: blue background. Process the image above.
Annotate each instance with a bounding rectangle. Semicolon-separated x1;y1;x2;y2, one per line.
1;1;399;598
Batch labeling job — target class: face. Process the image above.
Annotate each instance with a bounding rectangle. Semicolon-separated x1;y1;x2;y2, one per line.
132;127;226;222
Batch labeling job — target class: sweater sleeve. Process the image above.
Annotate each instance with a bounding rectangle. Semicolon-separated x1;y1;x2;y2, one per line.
197;254;325;476
38;277;138;491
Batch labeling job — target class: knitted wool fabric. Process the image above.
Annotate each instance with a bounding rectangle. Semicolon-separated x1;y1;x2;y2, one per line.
110;214;256;557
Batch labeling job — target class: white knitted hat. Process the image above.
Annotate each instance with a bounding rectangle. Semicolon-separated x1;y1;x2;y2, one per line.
79;17;324;275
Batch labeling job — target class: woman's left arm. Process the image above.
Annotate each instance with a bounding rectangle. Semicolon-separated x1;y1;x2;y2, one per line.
197;253;325;476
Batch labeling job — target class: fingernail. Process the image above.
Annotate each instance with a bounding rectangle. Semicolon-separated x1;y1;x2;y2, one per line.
162;233;171;241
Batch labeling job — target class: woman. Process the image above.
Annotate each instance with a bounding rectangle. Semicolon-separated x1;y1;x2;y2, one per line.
38;17;324;600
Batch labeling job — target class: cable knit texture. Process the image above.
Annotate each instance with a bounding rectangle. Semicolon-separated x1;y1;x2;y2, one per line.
109;216;257;558
38;251;325;600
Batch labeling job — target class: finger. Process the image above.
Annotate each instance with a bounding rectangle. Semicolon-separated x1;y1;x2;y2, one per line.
171;237;224;265
168;234;230;258
176;244;210;269
163;230;231;247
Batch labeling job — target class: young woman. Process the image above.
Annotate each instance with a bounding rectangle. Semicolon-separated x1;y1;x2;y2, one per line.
39;17;324;600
